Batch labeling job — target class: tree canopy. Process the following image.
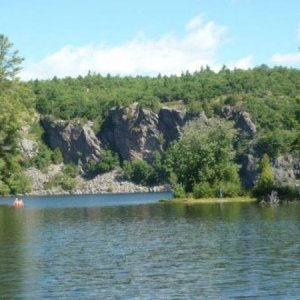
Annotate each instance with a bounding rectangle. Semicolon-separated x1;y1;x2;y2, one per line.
165;118;242;197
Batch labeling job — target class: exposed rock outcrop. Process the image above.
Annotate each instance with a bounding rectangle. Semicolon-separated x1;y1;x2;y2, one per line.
158;107;187;147
273;155;300;187
25;167;171;196
238;154;259;188
100;104;197;161
26;164;64;195
100;103;162;161
222;105;257;137
221;105;258;187
239;154;300;189
38;104;299;194
19;138;39;159
42;118;101;164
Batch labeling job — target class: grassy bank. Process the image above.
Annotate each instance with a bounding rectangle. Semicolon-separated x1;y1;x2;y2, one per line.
161;196;257;204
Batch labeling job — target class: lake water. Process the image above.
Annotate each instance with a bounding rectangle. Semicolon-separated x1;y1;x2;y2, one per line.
0;193;300;299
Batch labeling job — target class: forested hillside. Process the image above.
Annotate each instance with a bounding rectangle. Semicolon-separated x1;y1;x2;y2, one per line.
0;35;299;197
30;65;300;158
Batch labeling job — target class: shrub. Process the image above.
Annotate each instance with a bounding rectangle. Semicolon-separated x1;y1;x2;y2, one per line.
44;173;76;191
224;94;239;106
0;179;10;195
193;182;214;198
33;144;53;169
97;150;119;173
173;184;186;198
86;149;120;176
52;148;63;164
122;159;154;185
64;163;78;178
213;181;242;197
6;173;32;194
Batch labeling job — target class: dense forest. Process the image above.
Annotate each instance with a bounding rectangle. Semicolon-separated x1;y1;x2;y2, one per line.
0;35;300;197
30;65;300;157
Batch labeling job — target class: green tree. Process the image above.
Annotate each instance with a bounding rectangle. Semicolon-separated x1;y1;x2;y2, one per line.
0;35;33;194
166;118;241;197
0;34;24;80
255;154;274;195
123;159;154;185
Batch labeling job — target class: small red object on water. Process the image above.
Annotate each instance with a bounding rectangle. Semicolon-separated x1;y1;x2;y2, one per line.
13;199;24;208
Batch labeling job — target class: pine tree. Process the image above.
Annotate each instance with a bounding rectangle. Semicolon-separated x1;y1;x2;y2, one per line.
255;154;274;195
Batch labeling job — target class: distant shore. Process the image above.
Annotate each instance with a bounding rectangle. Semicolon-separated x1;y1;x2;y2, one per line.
161;196;257;204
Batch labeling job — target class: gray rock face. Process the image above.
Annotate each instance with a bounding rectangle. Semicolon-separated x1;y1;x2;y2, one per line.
239;154;300;189
19;138;39;159
221;106;258;187
222;105;257;137
158;107;186;147
273;155;300;187
40;105;299;191
239;154;259;188
100;104;198;161
42;118;101;164
100;104;162;161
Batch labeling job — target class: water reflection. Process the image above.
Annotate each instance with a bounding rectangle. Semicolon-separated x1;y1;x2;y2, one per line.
0;199;300;298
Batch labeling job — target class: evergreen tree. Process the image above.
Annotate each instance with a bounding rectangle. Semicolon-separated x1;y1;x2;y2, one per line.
255;154;274;195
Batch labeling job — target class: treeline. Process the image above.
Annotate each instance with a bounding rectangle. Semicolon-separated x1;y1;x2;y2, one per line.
0;34;299;197
30;65;300;158
31;66;300;123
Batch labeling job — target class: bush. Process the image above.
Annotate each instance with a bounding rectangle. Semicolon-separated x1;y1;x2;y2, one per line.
6;173;32;195
193;182;214;198
213;181;242;197
86;149;120;176
64;163;78;178
44;173;76;191
173;184;186;198
122;159;154;185
33;144;53;169
97;150;119;173
52;148;63;164
224;94;239;106
0;179;10;195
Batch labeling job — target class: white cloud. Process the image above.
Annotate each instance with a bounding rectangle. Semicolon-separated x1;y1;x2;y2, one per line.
271;52;300;65
228;55;253;70
20;16;228;80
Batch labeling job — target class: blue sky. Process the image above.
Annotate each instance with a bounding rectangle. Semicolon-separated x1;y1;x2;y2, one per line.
1;0;300;79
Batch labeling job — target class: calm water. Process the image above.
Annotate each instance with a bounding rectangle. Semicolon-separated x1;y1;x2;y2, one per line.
0;193;300;299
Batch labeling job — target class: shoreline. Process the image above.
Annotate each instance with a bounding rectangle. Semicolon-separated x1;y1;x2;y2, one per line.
162;196;257;204
25;168;172;196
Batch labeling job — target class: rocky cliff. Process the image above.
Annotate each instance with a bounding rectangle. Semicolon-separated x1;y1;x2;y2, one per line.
222;105;257;137
40;104;299;190
42;118;101;164
100;103;162;161
100;103;196;161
